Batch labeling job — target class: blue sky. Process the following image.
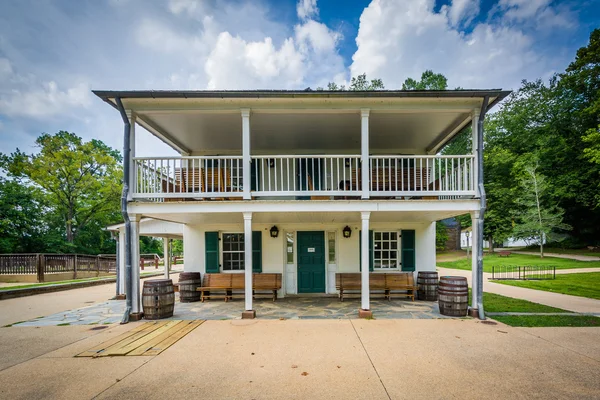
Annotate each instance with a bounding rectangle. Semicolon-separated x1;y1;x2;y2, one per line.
0;0;598;157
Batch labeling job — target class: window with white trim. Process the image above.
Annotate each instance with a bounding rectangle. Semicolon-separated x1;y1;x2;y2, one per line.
373;231;399;269
222;233;245;271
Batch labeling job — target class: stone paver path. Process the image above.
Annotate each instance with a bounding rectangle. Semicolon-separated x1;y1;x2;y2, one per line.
13;296;447;326
438;266;600;314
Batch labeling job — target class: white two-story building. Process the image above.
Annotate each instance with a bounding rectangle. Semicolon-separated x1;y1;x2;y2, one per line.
94;89;509;319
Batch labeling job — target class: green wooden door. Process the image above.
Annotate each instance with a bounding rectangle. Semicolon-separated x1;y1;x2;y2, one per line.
297;231;326;293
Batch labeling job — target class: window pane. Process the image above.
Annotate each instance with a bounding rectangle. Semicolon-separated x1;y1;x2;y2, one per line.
372;231;399;270
286;232;294;264
328;232;336;263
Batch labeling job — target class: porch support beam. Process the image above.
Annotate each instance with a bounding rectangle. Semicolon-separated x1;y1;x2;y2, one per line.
471;108;480;195
469;210;480;317
163;237;170;279
243;212;255;318
130;214;142;318
117;231;126;297
360;211;371;316
361;109;370;199
126;111;136;202
241;109;251;200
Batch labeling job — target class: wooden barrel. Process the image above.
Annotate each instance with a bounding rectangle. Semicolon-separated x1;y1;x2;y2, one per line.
438;276;468;317
417;271;439;301
178;272;201;303
142;279;175;320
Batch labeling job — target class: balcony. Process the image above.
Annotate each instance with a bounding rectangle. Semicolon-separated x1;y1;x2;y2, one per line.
133;154;476;201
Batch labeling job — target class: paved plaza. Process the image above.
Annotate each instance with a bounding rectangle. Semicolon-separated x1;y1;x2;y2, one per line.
13;296;448;327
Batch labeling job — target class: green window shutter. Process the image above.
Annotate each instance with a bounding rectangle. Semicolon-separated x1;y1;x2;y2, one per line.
251;231;262;273
205;232;220;273
359;230;374;271
401;230;416;272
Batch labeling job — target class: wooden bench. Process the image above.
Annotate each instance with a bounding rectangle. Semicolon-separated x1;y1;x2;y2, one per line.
385;273;416;301
336;273;388;302
498;251;511;257
197;273;281;302
335;272;416;301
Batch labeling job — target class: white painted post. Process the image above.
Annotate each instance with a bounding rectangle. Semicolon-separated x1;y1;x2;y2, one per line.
471;109;480;195
127;111;136;201
241;109;251;200
243;212;253;311
361;109;370;199
163;237;170;279
130;214;141;315
118;230;126;295
470;211;479;311
361;211;371;310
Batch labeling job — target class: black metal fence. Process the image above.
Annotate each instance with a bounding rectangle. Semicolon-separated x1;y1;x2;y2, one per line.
491;265;556;280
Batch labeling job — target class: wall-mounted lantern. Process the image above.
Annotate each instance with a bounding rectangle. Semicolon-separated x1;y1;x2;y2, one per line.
270;225;279;238
342;226;352;238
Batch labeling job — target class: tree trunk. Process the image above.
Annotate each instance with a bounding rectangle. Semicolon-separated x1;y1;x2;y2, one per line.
540;231;544;258
488;236;494;254
66;205;74;243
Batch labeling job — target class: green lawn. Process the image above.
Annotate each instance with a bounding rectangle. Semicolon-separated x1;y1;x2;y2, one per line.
492;315;600;327
469;290;569;313
525;247;600;257
468;290;600;327
494;272;600;300
438;253;600;272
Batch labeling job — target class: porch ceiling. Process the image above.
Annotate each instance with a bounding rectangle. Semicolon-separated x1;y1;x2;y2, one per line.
93;90;510;155
135;110;470;154
137;209;467;225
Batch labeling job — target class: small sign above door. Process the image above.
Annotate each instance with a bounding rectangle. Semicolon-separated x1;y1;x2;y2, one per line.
307;248;316;253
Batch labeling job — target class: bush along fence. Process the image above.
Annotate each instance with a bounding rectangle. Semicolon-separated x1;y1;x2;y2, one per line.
0;254;117;282
490;265;556;280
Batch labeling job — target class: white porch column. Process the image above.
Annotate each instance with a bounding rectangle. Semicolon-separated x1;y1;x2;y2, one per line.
243;212;255;317
118;230;126;295
361;109;370;199
130;214;141;316
360;212;371;312
241;109;251;200
163;237;170;279
126;111;136;201
471;108;480;195
470;210;479;313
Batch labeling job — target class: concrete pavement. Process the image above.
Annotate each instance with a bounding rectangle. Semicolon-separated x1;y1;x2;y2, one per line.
0;319;598;399
0;273;179;327
438;267;600;314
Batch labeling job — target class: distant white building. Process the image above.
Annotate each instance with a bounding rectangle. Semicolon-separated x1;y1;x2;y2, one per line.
460;227;543;249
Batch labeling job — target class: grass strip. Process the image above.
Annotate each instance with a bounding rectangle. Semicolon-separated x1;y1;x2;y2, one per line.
494;272;600;300
493;315;600;327
438;253;600;272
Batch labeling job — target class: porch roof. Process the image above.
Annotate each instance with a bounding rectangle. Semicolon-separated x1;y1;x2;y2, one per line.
93;89;510;155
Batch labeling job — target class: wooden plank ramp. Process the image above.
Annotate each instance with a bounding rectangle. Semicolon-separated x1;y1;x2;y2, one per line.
76;320;204;357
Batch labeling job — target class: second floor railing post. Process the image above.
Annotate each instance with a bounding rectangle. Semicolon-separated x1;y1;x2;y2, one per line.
242;108;251;200
361;109;370;199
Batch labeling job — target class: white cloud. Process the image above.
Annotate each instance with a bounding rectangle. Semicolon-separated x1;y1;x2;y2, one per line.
297;0;318;20
497;0;574;29
350;0;566;90
0;80;92;119
443;0;480;28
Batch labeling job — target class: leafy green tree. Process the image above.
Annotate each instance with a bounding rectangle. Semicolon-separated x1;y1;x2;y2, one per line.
326;73;384;91
512;159;571;257
0;176;48;253
435;221;449;250
5;131;122;252
402;70;448;90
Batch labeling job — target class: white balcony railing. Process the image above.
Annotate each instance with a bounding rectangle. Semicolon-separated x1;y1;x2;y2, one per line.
134;156;244;199
132;154;476;200
251;155;361;197
368;155;475;196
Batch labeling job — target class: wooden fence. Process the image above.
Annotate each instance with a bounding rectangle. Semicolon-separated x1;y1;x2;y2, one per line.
0;254;117;282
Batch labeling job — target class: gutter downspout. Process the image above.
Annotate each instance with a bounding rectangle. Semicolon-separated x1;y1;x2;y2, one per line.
476;96;489;320
116;97;132;324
